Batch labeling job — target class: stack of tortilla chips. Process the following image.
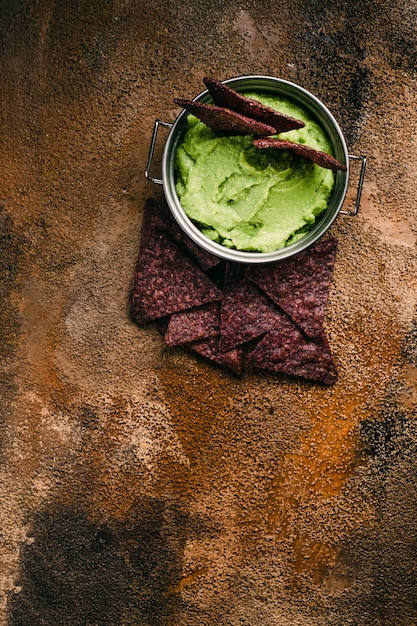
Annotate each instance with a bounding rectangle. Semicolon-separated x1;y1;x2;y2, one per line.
130;198;338;385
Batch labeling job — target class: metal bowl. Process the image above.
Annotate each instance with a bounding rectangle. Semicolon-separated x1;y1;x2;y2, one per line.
158;76;350;263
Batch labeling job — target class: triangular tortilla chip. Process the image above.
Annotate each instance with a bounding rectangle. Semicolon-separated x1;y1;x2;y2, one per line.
253;138;347;171
248;313;338;385
140;198;219;271
164;302;220;347
247;238;337;338
174;98;277;137
130;232;222;324
186;336;244;375
203;77;305;133
219;263;283;351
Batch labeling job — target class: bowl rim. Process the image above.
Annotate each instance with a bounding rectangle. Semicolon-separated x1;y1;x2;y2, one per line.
162;75;349;264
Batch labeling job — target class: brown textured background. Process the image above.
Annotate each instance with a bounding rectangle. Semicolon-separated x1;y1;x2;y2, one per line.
1;1;417;624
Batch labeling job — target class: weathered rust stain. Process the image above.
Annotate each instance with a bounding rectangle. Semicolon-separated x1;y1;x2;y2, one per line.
399;364;417;410
266;312;405;583
169;567;208;593
13;278;71;402
156;355;244;479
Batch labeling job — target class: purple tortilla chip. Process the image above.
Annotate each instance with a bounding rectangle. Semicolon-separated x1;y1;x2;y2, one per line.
247;312;338;385
141;198;219;271
174;98;277;137
219;263;283;351
186;336;244;375
203;77;305;133
253;138;347;171
130;232;222;324
247;238;337;338
137;198;168;253
164;302;220;347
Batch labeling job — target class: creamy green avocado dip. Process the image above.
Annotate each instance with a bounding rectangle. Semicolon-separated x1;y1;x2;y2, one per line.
175;92;336;253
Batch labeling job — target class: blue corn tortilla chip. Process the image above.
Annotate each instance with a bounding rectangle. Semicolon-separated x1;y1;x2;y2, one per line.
141;198;220;271
174;98;277;137
247;312;338;385
186;336;244;375
203;77;305;134
247;238;337;338
219;263;283;351
130;232;222;324
253;138;347;171
164;302;220;347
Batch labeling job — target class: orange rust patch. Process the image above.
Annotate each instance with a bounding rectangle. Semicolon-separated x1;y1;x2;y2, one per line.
169;567;208;593
292;534;338;584
399;364;417;410
266;311;405;582
12;276;75;405
156;354;244;477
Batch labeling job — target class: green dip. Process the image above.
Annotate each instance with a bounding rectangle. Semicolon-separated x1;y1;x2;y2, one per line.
175;92;336;253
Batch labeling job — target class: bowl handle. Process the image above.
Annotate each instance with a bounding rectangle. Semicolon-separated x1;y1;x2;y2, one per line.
340;154;367;216
145;120;173;185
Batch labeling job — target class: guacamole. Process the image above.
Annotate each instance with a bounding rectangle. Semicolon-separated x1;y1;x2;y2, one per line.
175;92;336;253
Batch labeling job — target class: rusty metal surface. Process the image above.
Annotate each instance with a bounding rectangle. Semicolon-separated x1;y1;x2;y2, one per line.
1;1;417;624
